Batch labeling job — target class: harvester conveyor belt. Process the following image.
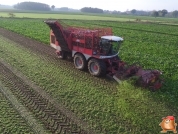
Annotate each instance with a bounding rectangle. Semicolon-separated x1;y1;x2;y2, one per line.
44;20;70;52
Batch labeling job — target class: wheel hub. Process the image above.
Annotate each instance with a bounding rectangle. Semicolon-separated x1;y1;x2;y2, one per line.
76;57;83;67
94;65;98;71
91;62;99;74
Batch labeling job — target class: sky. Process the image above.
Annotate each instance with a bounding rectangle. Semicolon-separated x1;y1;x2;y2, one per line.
1;0;178;12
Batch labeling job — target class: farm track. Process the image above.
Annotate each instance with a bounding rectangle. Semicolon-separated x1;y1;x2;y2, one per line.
0;28;116;92
0;60;92;134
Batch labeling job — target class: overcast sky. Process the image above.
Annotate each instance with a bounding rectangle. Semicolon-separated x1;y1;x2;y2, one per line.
1;0;177;12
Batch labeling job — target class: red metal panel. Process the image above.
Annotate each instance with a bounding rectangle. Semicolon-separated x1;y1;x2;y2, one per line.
72;46;92;56
50;30;60;46
78;47;85;53
56;40;60;46
73;46;78;51
84;48;92;55
67;36;72;50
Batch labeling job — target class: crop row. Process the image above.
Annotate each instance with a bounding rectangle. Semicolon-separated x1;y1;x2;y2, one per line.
0;18;50;44
61;20;178;45
73;20;178;35
0;18;177;47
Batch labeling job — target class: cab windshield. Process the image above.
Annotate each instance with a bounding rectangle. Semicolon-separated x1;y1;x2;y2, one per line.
100;39;122;55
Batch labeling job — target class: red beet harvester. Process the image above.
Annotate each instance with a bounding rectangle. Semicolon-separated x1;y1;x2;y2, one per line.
44;19;163;91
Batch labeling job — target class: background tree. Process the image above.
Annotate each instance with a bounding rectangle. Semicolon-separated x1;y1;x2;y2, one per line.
161;9;168;17
58;7;68;11
81;7;103;13
172;10;178;17
51;5;55;10
131;9;137;14
152;11;159;17
14;2;51;11
112;10;121;14
158;10;163;17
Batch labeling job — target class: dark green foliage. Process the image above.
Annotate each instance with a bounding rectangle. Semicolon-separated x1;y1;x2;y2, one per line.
172;10;178;17
14;2;51;11
152;11;159;17
81;7;103;13
131;9;137;14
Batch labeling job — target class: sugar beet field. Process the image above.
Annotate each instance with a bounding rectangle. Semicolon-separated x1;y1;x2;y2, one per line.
0;17;178;134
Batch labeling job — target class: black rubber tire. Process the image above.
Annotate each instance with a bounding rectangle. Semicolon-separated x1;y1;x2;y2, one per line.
88;58;106;77
74;53;87;70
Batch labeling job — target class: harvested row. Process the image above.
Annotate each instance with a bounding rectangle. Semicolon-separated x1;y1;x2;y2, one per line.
0;61;88;134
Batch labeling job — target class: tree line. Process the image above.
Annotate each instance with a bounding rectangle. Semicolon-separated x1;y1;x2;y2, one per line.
81;7;103;13
12;2;178;18
141;9;178;18
105;9;178;18
14;2;51;11
171;10;178;17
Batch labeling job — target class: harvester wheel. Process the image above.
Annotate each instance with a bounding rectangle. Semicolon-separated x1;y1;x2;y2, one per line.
74;53;87;70
88;58;106;77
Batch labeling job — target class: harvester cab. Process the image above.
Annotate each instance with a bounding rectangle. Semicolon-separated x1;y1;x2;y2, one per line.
99;36;123;56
